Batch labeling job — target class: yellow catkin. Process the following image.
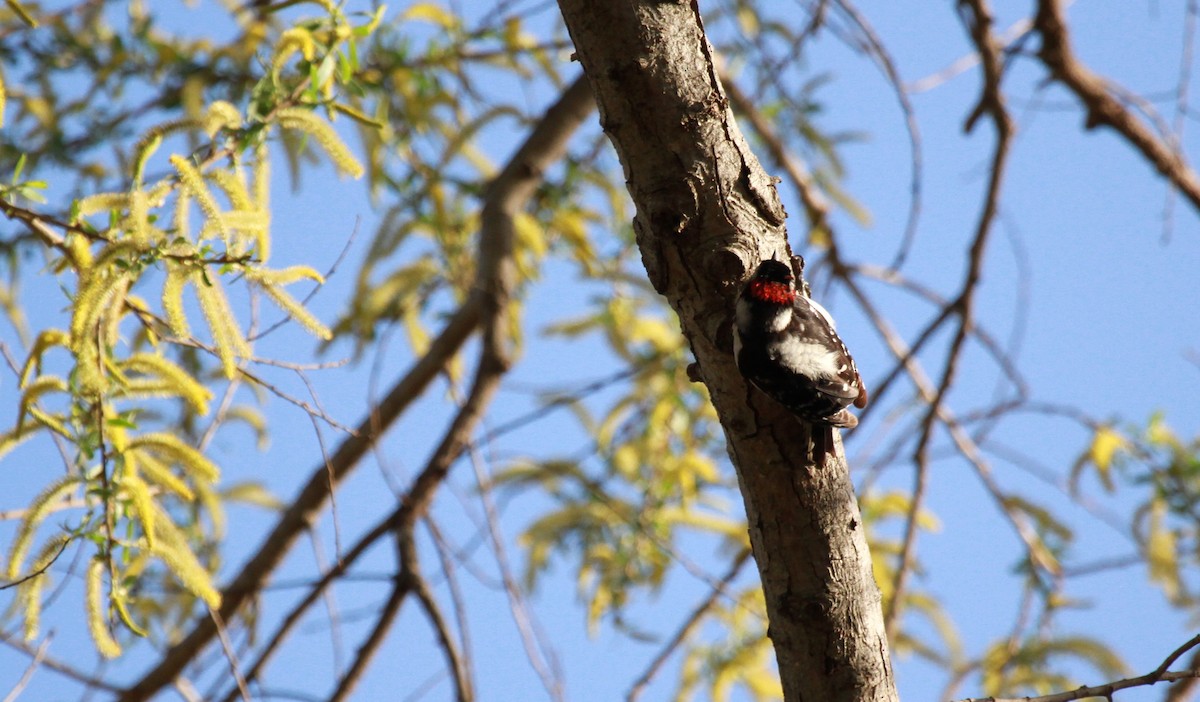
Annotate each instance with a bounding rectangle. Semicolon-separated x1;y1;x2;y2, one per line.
143;180;172;207
198;210;267;248
19;329;70;387
0;428;36;463
70;268;125;347
70;249;133;399
120;353;212;414
17;375;67;430
63;235;93;271
127;188;150;244
76;192;129;218
252;143;270;213
130;119;199;182
73;344;105;399
204;101;242;137
24;408;69;438
105;417;128;454
115;380;174;402
243;265;328;336
131;133;162;183
272;27;316;77
161;266;192;338
276;107;365;179
256;281;332;340
0;69;6;128
254;265;325;286
19;534;70;641
69;241;140;344
250;146;272;261
221;210;268;230
209;168;252;211
102;278;131;349
19;582;39;641
126;433;219;484
121;472;157;551
173;191;191;242
150;504;220;608
170;155;227;238
194;274;250;376
194;275;236;377
134;453;194;501
85;558;122;658
6;477;78;579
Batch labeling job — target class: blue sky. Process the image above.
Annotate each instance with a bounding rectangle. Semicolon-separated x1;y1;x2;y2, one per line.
3;1;1200;701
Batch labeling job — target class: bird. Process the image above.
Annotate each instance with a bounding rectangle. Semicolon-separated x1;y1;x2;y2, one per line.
732;256;867;461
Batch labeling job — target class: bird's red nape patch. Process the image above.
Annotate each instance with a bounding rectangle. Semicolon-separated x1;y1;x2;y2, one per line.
747;280;795;305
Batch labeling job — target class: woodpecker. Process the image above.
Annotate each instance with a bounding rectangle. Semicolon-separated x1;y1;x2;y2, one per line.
732;257;867;460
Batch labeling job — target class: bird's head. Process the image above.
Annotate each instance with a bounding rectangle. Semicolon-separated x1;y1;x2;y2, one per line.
744;258;796;306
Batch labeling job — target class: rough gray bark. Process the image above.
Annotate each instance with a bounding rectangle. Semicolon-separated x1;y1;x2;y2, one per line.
555;2;898;701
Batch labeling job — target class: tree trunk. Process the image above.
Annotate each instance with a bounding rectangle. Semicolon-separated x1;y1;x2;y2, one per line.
555;2;898;700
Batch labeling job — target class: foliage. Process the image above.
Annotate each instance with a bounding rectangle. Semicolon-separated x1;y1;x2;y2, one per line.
1;0;373;656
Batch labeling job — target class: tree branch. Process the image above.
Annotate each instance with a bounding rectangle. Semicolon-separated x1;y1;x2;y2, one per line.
121;73;596;702
958;634;1200;702
1033;0;1200;213
887;0;1017;634
626;548;752;702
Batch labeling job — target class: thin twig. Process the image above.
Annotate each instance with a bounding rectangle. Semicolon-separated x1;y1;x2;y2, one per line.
423;518;474;693
209;608;251;702
0;631;121;693
467;446;563;701
1034;0;1200;212
887;0;1016;635
216;516;395;702
324;563;409;702
1163;0;1198;243
1;632;52;702
181;75;595;702
626;549;752;702
958;633;1200;702
410;559;473;702
306;530;346;677
296;369;342;559
0;538;70;590
829;0;924;270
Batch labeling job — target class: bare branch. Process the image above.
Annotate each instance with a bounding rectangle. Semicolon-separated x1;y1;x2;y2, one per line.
0;537;70;590
626;549;752;702
468;447;563;701
1034;0;1200;213
209;609;251;702
958;634;1200;702
0;631;121;693
140;74;596;702
886;0;1017;635
2;633;52;702
324;559;409;702
1166;644;1200;702
217;514;395;702
829;0;924;270
410;559;473;702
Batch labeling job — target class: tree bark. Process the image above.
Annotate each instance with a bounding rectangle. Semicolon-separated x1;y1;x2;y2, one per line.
555;2;898;700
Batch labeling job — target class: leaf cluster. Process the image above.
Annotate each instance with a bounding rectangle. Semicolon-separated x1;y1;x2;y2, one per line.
0;0;377;656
